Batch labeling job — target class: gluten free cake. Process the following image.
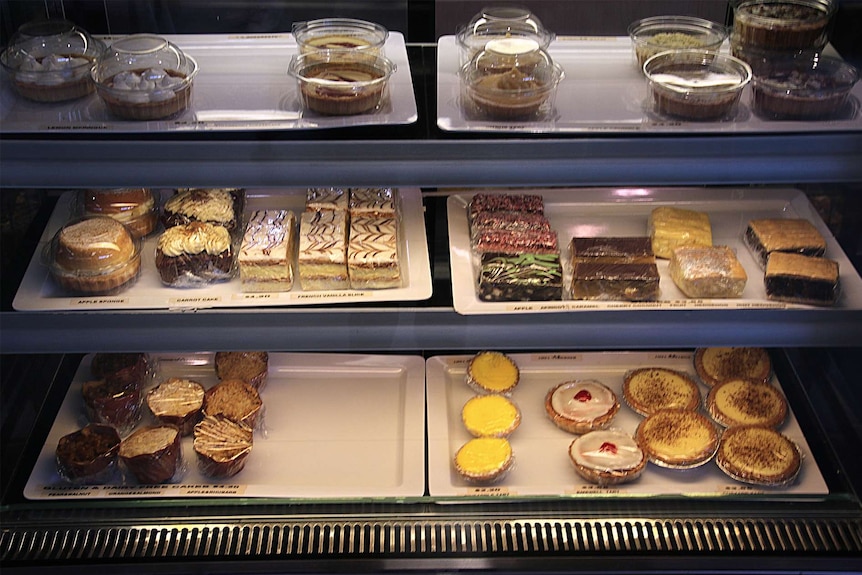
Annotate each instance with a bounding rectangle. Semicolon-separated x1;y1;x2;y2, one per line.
214;351;269;390
146;377;205;435
55;423;121;484
202;378;263;428
193;414;254;478
119;425;182;484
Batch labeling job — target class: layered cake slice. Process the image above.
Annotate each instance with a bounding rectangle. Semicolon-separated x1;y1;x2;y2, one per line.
468;193;545;220
570;262;660;301
478;252;563;302
298;210;349;290
349;187;399;218
764;252;839;306
470;211;552;239
305;187;348;212
570;237;654;264
238;210;297;293
473;229;559;255
347;216;401;289
648;206;712;259
162;188;244;234
744;218;827;268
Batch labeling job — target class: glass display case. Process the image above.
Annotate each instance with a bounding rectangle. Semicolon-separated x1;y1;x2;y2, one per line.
2;0;861;572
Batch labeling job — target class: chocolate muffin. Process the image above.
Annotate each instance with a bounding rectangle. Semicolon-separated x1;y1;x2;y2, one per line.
56;423;121;484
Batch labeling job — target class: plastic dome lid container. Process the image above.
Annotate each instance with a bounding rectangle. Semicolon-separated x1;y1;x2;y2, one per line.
628;16;728;71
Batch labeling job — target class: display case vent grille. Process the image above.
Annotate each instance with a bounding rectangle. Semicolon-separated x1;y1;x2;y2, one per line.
2;517;861;564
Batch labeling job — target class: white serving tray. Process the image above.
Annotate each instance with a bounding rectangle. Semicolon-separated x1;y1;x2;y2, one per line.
1;32;417;132
437;35;862;133
14;187;432;310
427;351;828;499
24;352;426;500
447;187;862;315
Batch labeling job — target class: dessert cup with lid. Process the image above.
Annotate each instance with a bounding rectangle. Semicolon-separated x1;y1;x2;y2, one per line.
730;0;835;50
628;16;728;71
460;37;564;121
292;18;389;56
91;34;198;120
456;13;554;66
752;54;858;119
1;19;106;102
289;50;396;116
644;49;752;121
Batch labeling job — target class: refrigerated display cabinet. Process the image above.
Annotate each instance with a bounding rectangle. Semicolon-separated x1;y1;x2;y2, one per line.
1;0;861;572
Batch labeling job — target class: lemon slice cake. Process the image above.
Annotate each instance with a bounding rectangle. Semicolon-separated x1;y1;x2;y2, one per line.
716;425;801;485
461;394;521;437
623;367;701;416
568;430;647;485
466;351;520;395
694;347;772;387
706;378;788;428
545;380;620;434
636;409;719;468
454;437;514;484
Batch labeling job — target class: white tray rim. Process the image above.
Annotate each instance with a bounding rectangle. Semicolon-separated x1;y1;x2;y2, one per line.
447;186;862;315
24;351;427;500
14;187;432;311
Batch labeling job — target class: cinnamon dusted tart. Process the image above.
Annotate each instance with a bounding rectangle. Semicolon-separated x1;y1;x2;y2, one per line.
706;378;788;428
716;425;802;485
636;409;719;469
623;367;701;416
694;347;772;387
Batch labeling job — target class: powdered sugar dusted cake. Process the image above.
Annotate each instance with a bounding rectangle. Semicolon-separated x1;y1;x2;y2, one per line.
347;216;401;289
298;210;348;290
238;210;297;292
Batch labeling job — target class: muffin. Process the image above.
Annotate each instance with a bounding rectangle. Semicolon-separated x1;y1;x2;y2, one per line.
119;425;182;484
568;430;647;485
82;374;143;436
466;351;520;395
623;367;701;416
454;437;514;484
193;414;253;478
706;377;788;428
202;378;263;428
461;394;521;437
214;352;269;390
545;380;620;434
636;409;719;468
716;425;802;485
47;216;141;295
80;188;158;239
55;423;121;484
146;377;205;436
694;347;772;386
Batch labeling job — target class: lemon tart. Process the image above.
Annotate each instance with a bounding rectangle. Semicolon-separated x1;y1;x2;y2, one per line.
545;380;620;434
454;437;514;484
461;394;521;437
694;347;772;387
623;367;701;416
716;425;801;485
466;351;520;395
706;377;788;428
636;409;719;468
568;430;646;485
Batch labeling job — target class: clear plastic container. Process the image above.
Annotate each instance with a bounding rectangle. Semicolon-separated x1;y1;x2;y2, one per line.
75;188;159;239
288;51;396;116
752;54;858;119
644;49;752;121
292;18;389;56
460;38;564;121
731;0;835;50
91;34;198;120
44;215;142;295
628;16;728;71
456;8;554;66
0;20;105;102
